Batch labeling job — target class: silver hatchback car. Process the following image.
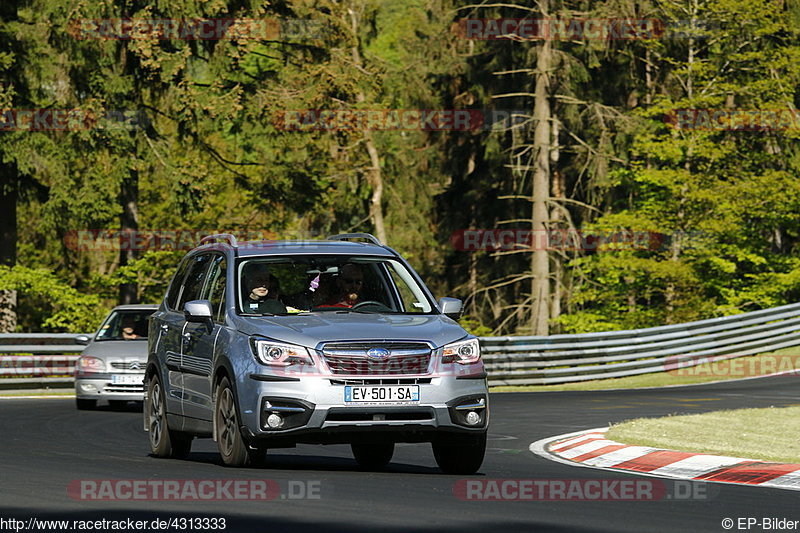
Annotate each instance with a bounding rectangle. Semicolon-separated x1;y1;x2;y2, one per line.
144;234;489;473
75;304;158;409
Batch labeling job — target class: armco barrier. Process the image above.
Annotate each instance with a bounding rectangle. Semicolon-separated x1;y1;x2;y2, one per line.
0;333;86;387
4;303;800;388
481;302;800;386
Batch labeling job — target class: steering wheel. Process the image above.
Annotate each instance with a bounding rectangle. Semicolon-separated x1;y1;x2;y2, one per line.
352;300;391;311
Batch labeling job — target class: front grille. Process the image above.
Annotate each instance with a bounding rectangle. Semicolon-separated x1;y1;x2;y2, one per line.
321;342;432;376
330;378;432;386
110;361;145;370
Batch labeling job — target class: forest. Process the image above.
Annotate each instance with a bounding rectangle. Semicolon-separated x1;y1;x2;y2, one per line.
1;0;799;336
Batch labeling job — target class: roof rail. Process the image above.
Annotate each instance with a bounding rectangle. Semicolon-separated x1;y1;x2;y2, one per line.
327;233;382;246
199;233;239;248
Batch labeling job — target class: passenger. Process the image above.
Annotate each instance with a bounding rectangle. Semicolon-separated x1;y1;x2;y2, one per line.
321;264;364;308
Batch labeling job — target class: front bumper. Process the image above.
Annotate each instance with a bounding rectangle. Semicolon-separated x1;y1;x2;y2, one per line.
237;373;489;446
75;373;146;401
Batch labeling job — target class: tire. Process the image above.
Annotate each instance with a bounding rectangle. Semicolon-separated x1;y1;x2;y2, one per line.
215;377;262;467
432;432;486;475
146;374;192;459
351;442;394;469
76;398;96;410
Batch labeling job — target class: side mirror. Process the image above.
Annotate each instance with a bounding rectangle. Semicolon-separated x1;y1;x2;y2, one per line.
184;300;214;332
438;297;463;320
75;335;91;345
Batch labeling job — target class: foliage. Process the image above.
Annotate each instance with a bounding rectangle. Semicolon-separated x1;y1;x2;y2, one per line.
0;266;106;331
3;0;800;335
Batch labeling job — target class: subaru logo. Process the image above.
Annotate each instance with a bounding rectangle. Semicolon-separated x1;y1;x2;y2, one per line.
366;347;391;360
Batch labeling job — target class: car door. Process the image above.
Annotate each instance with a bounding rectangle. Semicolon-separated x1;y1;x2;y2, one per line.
151;256;193;416
169;253;213;419
181;253;226;422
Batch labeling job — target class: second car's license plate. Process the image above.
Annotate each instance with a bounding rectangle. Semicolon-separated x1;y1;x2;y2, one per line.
111;374;144;385
344;385;419;404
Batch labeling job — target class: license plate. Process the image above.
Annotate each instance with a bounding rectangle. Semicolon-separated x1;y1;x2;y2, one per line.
111;374;144;385
344;385;419;404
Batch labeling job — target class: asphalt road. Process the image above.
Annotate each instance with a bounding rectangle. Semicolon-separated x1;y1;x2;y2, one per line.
2;376;799;533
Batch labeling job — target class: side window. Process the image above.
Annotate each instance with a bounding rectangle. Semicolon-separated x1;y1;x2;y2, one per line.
177;254;212;310
166;258;192;311
204;255;227;322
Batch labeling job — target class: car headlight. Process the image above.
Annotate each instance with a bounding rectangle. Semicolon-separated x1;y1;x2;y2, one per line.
442;338;481;365
251;339;314;367
76;356;106;374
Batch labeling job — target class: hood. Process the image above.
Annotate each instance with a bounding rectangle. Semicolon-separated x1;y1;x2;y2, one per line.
81;340;149;360
232;313;468;349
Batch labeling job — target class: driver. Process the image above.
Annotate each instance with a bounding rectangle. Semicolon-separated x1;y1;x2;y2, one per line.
121;316;140;340
321;263;363;308
242;265;286;314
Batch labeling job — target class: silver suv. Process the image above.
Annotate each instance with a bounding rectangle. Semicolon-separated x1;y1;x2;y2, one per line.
144;233;488;473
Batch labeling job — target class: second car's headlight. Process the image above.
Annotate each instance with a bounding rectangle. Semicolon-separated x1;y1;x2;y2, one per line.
442;338;481;365
251;339;314;367
76;356;106;374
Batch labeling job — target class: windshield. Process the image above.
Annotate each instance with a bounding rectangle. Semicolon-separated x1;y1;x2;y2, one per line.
95;310;153;341
236;255;434;315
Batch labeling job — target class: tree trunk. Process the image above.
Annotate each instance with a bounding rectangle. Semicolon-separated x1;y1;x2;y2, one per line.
531;1;552;335
362;129;387;244
666;0;697;322
349;6;387;245
119;168;139;304
0;160;17;332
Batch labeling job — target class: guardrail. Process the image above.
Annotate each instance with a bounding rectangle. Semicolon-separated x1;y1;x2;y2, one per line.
481;302;800;386
4;303;800;388
0;333;86;387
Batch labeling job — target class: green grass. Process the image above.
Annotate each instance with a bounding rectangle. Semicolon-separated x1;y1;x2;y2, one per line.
606;405;800;464
491;347;800;392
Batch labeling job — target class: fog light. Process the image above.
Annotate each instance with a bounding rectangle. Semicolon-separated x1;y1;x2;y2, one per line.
80;383;97;393
465;411;481;426
266;413;283;429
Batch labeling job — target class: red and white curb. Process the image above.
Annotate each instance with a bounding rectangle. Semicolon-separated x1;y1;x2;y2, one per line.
530;427;800;492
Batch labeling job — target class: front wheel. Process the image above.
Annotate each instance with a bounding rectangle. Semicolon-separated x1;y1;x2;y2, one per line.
147;375;192;459
432;433;486;475
215;377;263;467
351;442;394;469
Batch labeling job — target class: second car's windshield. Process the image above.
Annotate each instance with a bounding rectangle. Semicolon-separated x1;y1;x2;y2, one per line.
95;310;152;341
236;256;434;315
